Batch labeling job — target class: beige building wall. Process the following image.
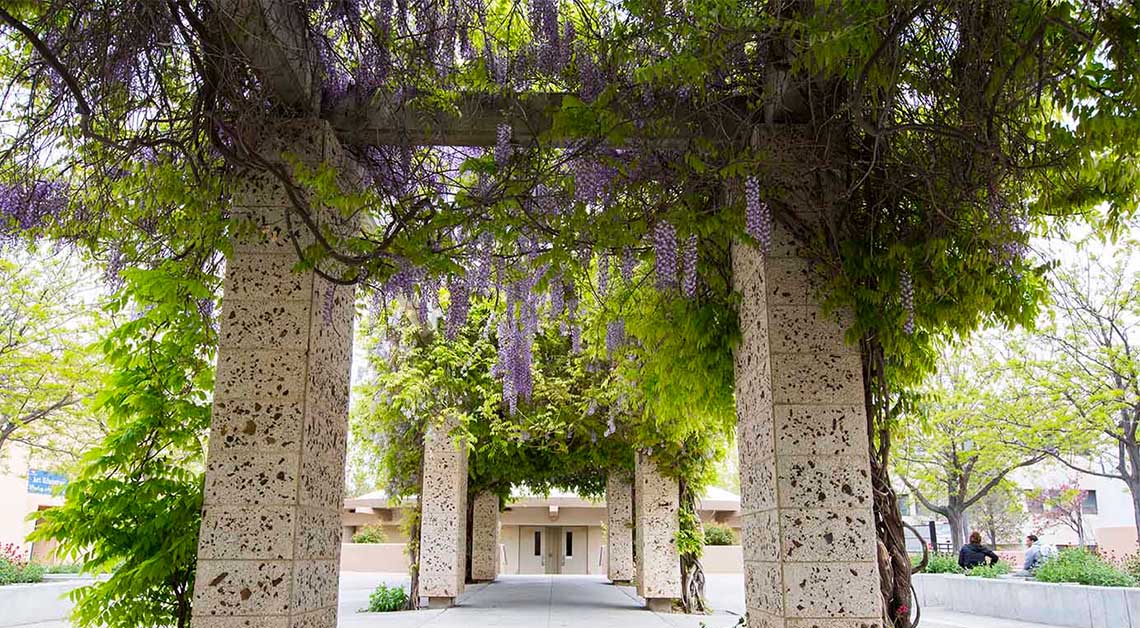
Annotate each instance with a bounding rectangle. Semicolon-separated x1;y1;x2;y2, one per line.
0;443;65;560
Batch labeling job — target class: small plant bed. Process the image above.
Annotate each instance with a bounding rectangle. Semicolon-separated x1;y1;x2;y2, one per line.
0;544;45;586
360;582;408;612
1034;549;1137;587
703;524;737;546
910;553;1010;577
966;562;1010;578
351;525;387;544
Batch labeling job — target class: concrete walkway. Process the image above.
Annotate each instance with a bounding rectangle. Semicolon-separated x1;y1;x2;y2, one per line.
338;573;1061;628
11;572;1067;628
341;574;742;628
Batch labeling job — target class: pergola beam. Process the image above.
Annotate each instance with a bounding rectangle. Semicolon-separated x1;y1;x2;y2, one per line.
212;0;320;113
327;91;786;149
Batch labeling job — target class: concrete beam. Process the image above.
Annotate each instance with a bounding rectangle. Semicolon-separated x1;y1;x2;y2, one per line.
327;91;760;149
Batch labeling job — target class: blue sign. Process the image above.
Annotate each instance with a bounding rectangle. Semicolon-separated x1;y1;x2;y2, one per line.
27;469;67;495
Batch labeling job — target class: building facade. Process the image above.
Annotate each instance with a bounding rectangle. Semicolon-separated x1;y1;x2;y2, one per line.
338;487;744;575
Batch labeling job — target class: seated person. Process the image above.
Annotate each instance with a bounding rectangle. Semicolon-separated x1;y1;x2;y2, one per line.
958;531;1000;569
1014;534;1054;576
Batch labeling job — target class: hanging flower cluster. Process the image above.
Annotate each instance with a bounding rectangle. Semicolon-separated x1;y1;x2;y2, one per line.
653;220;677;290
495;123;512;168
900;269;916;334
744;177;772;254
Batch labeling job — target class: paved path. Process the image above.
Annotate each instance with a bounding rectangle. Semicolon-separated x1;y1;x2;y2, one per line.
13;572;1066;628
341;574;742;628
339;573;1061;628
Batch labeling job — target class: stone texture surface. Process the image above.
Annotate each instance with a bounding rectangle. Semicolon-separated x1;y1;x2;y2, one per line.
732;231;882;628
418;415;468;600
633;454;681;601
470;491;500;582
605;472;635;582
191;121;356;628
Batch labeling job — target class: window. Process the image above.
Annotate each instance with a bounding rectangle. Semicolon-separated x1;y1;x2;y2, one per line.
565;531;573;558
896;494;911;517
1083;490;1099;515
1026;492;1044;514
534;531;541;556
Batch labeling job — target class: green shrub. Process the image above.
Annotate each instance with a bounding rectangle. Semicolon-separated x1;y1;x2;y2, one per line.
352;525;387;544
1035;549;1137;587
704;524;737;546
917;553;964;574
0;557;46;585
42;563;84;574
967;562;1010;578
1121;552;1140;581
362;583;407;612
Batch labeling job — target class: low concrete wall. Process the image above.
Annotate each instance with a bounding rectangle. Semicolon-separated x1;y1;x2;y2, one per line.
340;543;411;573
701;545;743;573
914;573;1140;628
0;578;94;627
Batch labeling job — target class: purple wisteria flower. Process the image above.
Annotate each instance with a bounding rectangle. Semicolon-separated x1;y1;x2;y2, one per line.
605;318;624;357
900;269;915;335
495;123;512;167
619;247;636;283
653;221;677;290
744;177;772;254
444;276;470;340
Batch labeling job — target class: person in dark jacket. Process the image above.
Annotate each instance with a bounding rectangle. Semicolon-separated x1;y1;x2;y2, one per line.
958;531;1001;569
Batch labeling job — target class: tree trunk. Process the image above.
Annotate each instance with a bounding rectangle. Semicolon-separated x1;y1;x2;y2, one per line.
947;512;964;552
678;481;707;614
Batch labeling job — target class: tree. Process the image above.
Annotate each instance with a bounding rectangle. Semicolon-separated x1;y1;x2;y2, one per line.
1028;481;1090;548
1002;241;1140;545
976;483;1030;548
896;342;1045;551
29;261;218;628
0;247;104;464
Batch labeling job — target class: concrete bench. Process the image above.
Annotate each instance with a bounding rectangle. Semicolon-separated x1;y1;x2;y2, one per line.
913;573;1140;628
0;577;94;627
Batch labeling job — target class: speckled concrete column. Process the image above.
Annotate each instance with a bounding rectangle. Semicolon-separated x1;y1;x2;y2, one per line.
606;471;634;583
417;415;468;606
634;453;681;608
732;233;882;628
470;491;500;582
191;121;356;628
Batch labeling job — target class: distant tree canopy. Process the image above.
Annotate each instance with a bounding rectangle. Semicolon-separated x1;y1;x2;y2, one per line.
0;247;105;467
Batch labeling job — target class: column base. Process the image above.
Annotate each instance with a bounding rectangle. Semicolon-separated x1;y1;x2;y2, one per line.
645;598;674;613
609;579;632;586
471;578;496;583
424;596;455;609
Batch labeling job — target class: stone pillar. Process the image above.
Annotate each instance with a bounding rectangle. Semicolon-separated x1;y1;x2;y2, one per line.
606;471;634;583
634;453;680;610
418;415;468;607
470;491;500;582
191;122;356;628
733;234;882;628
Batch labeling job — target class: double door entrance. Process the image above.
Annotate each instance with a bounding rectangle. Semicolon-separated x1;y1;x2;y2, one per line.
518;526;588;574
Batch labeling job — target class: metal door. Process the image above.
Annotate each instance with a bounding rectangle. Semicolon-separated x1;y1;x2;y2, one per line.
560;526;589;574
518;526;547;574
544;526;562;574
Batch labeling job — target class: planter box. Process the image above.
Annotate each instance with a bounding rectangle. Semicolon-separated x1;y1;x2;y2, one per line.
701;545;743;573
0;578;94;627
913;573;1140;628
